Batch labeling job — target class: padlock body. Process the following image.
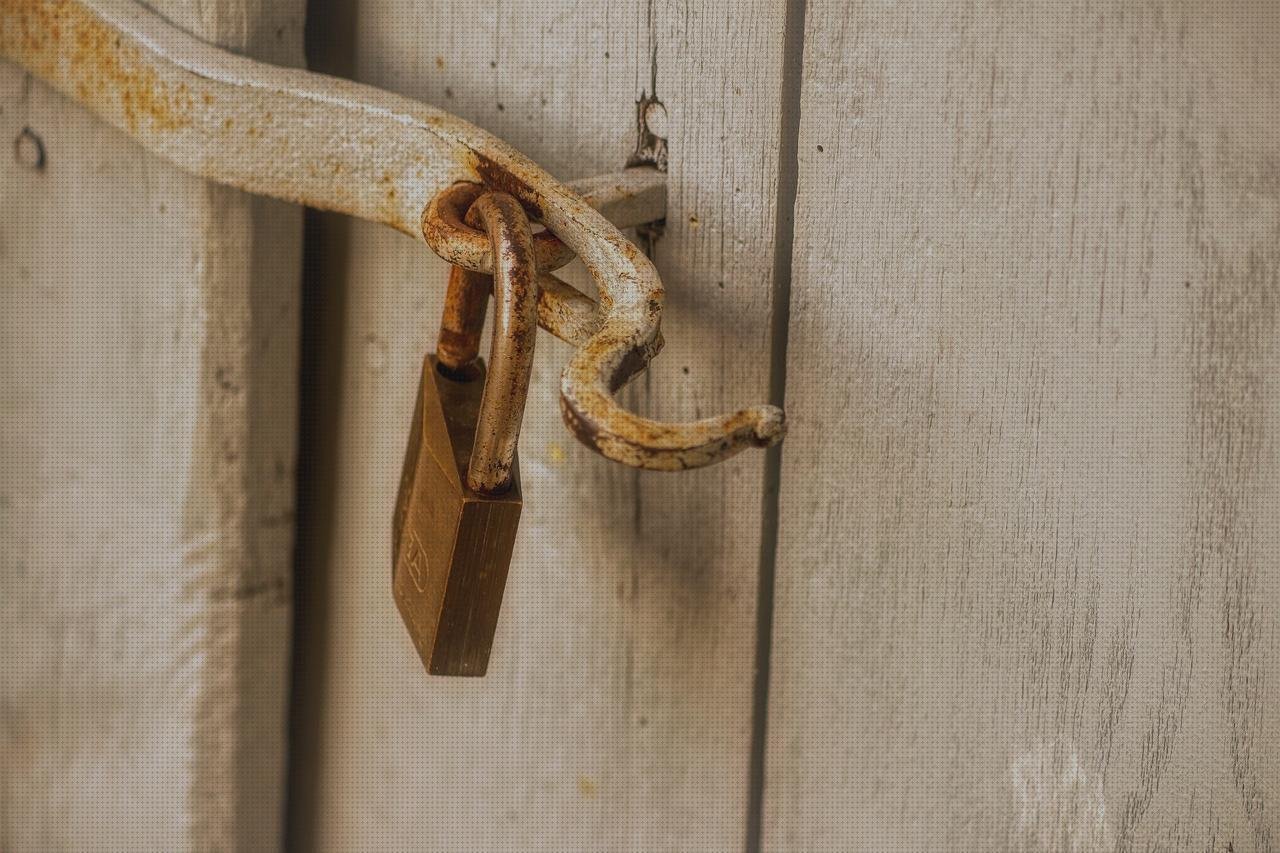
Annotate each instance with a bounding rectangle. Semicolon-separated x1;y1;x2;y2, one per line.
393;354;521;676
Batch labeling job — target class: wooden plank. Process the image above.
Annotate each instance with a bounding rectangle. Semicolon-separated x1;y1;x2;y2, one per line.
765;2;1280;850
290;1;785;849
0;2;303;848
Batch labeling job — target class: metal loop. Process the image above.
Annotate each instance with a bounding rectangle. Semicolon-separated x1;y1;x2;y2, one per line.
426;182;601;351
456;192;539;495
423;183;576;275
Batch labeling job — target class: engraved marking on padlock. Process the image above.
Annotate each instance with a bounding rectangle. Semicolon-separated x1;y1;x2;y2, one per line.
404;530;430;592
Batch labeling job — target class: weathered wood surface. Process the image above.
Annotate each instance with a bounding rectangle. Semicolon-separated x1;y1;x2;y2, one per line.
289;1;785;849
0;1;302;849
765;2;1280;850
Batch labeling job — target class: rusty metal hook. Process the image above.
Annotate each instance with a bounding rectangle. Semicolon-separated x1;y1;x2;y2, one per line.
0;0;786;469
423;181;784;469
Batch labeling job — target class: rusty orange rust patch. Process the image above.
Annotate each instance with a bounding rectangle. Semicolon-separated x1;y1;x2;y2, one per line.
3;0;193;134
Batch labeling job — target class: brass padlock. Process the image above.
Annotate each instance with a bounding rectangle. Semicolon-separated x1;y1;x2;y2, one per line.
393;191;538;676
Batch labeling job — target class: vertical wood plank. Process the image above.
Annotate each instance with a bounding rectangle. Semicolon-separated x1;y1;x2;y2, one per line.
293;1;785;849
0;3;303;849
766;2;1280;850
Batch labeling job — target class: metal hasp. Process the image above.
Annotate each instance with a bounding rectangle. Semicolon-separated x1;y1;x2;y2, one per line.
0;0;786;469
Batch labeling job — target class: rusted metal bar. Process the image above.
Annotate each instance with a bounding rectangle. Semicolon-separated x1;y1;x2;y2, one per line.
533;272;607;349
1;0;785;469
563;167;666;237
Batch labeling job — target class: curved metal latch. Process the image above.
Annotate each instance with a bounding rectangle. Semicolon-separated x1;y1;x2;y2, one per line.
0;0;786;469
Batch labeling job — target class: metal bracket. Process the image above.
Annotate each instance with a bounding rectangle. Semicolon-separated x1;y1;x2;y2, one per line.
1;0;784;469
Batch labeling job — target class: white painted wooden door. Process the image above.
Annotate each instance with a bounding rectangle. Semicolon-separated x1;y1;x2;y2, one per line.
765;3;1280;851
3;1;1278;851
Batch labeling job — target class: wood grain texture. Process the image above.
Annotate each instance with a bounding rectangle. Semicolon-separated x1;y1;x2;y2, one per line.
291;1;784;849
765;2;1280;850
0;2;303;849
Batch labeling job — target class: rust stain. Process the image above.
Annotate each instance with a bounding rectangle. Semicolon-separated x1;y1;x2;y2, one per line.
422;181;571;274
472;152;544;219
4;0;193;134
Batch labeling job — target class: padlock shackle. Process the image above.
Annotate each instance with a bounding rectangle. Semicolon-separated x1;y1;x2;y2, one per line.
437;265;491;372
440;192;539;495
